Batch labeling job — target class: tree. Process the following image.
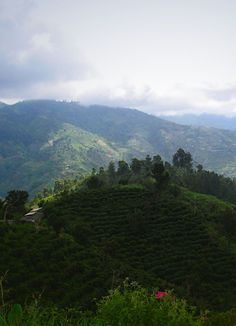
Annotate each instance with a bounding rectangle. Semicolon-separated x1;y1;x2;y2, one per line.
86;175;103;189
117;160;130;185
151;162;169;190
172;148;193;170
5;190;28;207
144;155;152;175
54;180;65;194
117;160;130;176
108;161;116;184
130;158;142;175
3;190;28;222
43;188;52;197
196;164;203;172
152;155;162;164
99;167;105;175
152;161;165;179
91;168;97;175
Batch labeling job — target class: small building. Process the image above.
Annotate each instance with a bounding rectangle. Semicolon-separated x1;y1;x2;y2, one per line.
21;207;44;224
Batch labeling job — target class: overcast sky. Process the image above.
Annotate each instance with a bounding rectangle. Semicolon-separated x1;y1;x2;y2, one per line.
1;0;236;115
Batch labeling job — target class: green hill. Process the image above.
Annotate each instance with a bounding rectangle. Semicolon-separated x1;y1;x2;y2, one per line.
1;186;236;311
2;100;236;196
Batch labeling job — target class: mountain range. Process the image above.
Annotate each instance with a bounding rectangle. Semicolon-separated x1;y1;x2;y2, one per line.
1;100;236;196
162;113;236;130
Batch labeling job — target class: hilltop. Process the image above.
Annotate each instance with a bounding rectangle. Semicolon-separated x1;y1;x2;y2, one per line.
1;100;236;196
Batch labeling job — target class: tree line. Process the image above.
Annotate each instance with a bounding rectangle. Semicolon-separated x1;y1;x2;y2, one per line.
2;147;236;222
82;148;236;204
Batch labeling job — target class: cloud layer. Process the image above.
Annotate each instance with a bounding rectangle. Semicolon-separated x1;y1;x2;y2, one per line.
0;0;93;98
1;0;236;116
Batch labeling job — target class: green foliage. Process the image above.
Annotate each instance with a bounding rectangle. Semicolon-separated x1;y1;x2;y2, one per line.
2;151;236;312
204;309;236;326
0;284;236;325
1;190;28;221
5;191;28;207
22;187;236;310
1;184;236;311
2;145;236;318
85;176;105;189
130;158;142;174
93;281;199;326
173;148;193;170
2;100;236;196
171;164;236;204
0;302;80;326
79;155;171;192
7;304;23;326
151;161;170;189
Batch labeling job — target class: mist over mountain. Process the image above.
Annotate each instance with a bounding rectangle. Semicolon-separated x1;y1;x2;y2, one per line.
1;100;236;196
162;113;236;130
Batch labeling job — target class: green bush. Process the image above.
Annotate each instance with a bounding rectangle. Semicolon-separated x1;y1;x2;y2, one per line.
1;284;236;325
92;281;200;326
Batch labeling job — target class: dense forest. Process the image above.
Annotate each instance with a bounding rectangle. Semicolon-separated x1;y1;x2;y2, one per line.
1;149;236;325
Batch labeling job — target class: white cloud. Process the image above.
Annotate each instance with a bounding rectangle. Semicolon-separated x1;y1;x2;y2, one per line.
0;0;94;97
1;0;236;116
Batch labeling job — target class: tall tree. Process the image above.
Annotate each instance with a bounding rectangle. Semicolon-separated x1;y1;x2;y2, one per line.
5;190;28;207
108;161;116;184
144;155;152;175
117;160;130;176
130;158;142;174
86;175;103;189
172;148;193;170
3;190;28;222
151;161;170;190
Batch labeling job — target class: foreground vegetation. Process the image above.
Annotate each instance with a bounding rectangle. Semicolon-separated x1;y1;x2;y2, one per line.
1;282;236;325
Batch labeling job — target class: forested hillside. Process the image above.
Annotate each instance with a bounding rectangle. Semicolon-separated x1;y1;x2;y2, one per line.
1;186;236;311
2;100;236;196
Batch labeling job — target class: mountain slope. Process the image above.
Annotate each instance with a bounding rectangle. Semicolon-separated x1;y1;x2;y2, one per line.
162;113;236;130
0;102;7;109
1;100;236;195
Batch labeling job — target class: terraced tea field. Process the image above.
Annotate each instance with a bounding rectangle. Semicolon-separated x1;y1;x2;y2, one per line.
45;187;236;310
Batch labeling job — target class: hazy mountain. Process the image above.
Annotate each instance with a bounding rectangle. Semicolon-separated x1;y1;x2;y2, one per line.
0;102;7;109
162;113;236;130
1;100;236;196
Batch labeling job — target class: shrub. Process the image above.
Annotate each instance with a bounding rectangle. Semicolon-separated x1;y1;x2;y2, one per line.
92;281;200;326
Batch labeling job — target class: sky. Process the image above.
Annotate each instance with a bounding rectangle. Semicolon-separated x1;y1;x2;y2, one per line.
1;0;236;115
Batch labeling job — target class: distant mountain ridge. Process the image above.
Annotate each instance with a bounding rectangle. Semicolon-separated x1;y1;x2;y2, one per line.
1;100;236;196
162;113;236;130
0;102;7;108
